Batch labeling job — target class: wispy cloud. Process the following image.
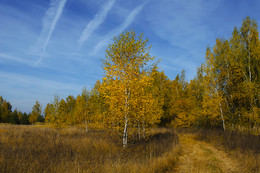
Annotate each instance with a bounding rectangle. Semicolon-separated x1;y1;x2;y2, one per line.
78;0;116;49
93;3;145;53
0;53;35;66
35;0;67;65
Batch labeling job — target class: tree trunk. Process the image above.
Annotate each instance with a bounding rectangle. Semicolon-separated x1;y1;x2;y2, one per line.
138;122;141;140
215;88;226;131
248;35;252;83
142;121;146;138
85;120;88;133
123;86;130;148
219;102;226;131
123;117;128;148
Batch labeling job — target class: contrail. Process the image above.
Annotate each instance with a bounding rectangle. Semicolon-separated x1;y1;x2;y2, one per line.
93;3;145;53
78;0;115;49
36;0;67;65
0;53;34;67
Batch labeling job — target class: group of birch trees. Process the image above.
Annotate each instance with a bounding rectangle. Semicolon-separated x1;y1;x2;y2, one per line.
100;32;162;147
44;17;260;146
201;17;260;130
44;32;163;147
44;87;102;131
2;17;257;147
165;17;260;130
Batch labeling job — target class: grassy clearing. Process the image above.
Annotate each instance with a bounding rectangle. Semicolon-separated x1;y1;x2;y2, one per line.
0;124;180;173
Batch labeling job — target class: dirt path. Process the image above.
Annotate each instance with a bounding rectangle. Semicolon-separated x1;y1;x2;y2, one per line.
173;133;241;173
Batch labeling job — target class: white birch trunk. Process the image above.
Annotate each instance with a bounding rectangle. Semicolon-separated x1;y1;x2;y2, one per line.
123;86;130;148
248;34;252;83
219;102;226;131
85;120;88;133
138;122;141;140
123;117;128;148
215;88;226;131
249;51;252;82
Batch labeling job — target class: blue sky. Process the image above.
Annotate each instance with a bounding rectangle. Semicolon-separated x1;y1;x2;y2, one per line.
0;0;259;113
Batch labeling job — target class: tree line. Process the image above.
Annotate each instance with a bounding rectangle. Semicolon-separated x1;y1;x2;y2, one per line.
1;17;259;146
0;97;44;124
44;17;260;146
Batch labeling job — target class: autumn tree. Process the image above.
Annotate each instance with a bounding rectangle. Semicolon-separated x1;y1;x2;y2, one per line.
100;31;161;147
44;96;65;129
65;95;76;124
203;46;228;130
40;17;259;133
88;81;105;128
0;96;4;122
238;17;260;128
150;68;172;127
169;70;197;127
44;103;52;123
199;17;260;130
73;89;92;132
188;65;205;127
0;97;12;123
29;100;42;124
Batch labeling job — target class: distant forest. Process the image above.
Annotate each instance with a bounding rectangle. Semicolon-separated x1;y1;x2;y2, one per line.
1;17;260;144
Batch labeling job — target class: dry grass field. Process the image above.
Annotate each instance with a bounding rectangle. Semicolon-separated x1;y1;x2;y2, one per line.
1;124;260;173
0;124;180;173
175;128;260;173
195;128;260;172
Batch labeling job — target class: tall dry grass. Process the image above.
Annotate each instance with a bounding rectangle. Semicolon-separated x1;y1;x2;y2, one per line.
0;124;180;173
193;128;260;172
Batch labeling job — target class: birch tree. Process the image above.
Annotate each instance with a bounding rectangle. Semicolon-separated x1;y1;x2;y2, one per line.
100;31;160;147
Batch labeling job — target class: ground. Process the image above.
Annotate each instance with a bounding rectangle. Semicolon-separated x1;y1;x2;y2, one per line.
174;133;241;173
1;125;258;172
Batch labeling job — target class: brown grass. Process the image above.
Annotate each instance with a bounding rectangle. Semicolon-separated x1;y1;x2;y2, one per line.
185;128;260;173
174;133;241;173
0;124;180;173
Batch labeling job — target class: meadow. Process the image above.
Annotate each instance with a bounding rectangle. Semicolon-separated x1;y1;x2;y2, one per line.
1;124;260;173
0;124;180;173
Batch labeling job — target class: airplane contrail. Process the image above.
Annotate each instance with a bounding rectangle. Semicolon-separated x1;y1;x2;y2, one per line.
35;0;67;65
93;3;145;53
78;0;116;49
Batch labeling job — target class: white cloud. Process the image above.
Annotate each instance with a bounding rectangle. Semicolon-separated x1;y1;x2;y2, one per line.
78;0;116;49
34;0;67;65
